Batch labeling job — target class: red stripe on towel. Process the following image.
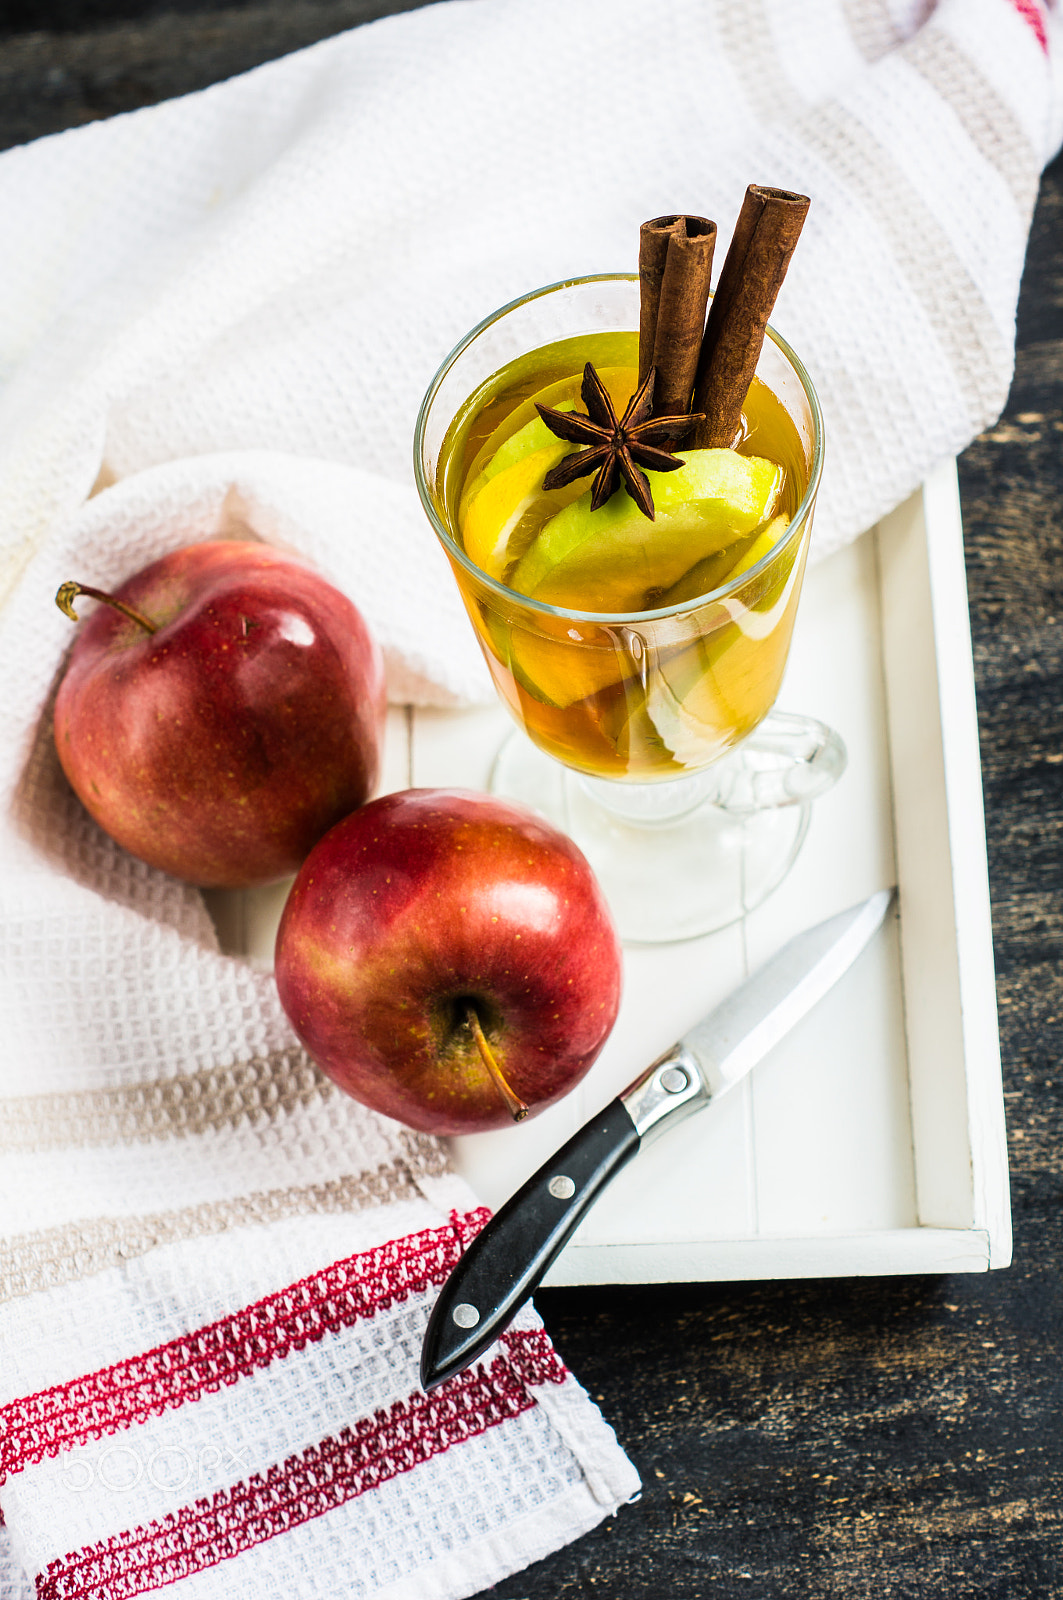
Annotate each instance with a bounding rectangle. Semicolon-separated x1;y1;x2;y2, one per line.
34;1344;565;1600
1;1208;492;1482
1006;0;1049;51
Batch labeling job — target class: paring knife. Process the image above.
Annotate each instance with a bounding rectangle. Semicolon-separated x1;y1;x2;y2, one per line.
420;888;895;1392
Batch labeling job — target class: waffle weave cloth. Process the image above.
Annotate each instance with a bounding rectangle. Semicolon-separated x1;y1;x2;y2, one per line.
1;1;1061;1597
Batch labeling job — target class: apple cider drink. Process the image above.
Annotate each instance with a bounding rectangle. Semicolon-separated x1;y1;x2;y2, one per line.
417;195;820;784
432;328;812;780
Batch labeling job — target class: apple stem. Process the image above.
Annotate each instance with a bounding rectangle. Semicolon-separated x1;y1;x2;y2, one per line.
465;1006;529;1122
56;581;158;635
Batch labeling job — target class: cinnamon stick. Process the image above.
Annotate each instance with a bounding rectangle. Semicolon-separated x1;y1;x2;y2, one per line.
691;186;809;449
638;216;675;387
638;214;716;420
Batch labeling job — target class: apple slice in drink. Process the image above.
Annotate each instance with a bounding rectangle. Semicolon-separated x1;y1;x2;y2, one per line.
655;513;791;608
502;450;784;710
653;536;757;608
724;514;793;582
486;409;573;479
641;518;802;764
510;450;784;611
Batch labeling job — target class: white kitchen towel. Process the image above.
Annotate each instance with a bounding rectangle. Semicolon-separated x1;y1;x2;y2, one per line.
0;1;1060;1598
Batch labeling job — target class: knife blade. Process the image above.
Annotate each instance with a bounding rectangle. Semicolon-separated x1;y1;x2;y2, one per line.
420;887;895;1391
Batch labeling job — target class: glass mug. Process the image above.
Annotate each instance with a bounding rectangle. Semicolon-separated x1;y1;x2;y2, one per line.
415;275;844;941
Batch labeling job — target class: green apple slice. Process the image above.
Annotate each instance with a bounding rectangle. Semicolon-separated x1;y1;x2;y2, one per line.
642;523;803;763
723;514;792;582
658;513;792;606
509;449;784;612
486;405;575;480
655;538;758;609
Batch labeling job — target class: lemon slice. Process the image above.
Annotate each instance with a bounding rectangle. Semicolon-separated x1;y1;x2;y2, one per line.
460;444;571;578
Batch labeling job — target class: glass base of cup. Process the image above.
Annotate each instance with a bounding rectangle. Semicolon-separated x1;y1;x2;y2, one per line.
490;722;840;944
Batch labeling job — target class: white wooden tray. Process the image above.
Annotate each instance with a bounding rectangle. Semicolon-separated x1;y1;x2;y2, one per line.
224;459;1011;1283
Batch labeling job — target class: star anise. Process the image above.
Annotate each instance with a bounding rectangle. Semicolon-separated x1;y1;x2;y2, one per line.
535;363;704;521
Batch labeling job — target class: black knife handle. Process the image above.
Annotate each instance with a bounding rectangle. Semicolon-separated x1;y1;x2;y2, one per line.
420;1097;641;1390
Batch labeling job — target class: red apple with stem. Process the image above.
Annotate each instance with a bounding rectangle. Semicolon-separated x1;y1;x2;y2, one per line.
53;539;386;887
274;788;623;1134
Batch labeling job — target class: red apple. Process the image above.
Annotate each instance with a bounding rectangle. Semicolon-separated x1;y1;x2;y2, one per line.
274;788;623;1134
53;539;386;887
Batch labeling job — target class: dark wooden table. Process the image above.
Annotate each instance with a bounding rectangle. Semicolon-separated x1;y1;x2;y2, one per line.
4;5;1061;1595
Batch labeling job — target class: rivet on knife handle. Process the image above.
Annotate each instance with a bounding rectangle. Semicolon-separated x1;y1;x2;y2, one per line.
621;1043;709;1141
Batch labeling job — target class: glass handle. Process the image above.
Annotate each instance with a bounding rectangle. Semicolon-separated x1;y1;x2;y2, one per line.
708;710;847;815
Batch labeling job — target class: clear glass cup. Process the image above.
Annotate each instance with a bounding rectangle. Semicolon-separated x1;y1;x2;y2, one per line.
414;275;845;941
